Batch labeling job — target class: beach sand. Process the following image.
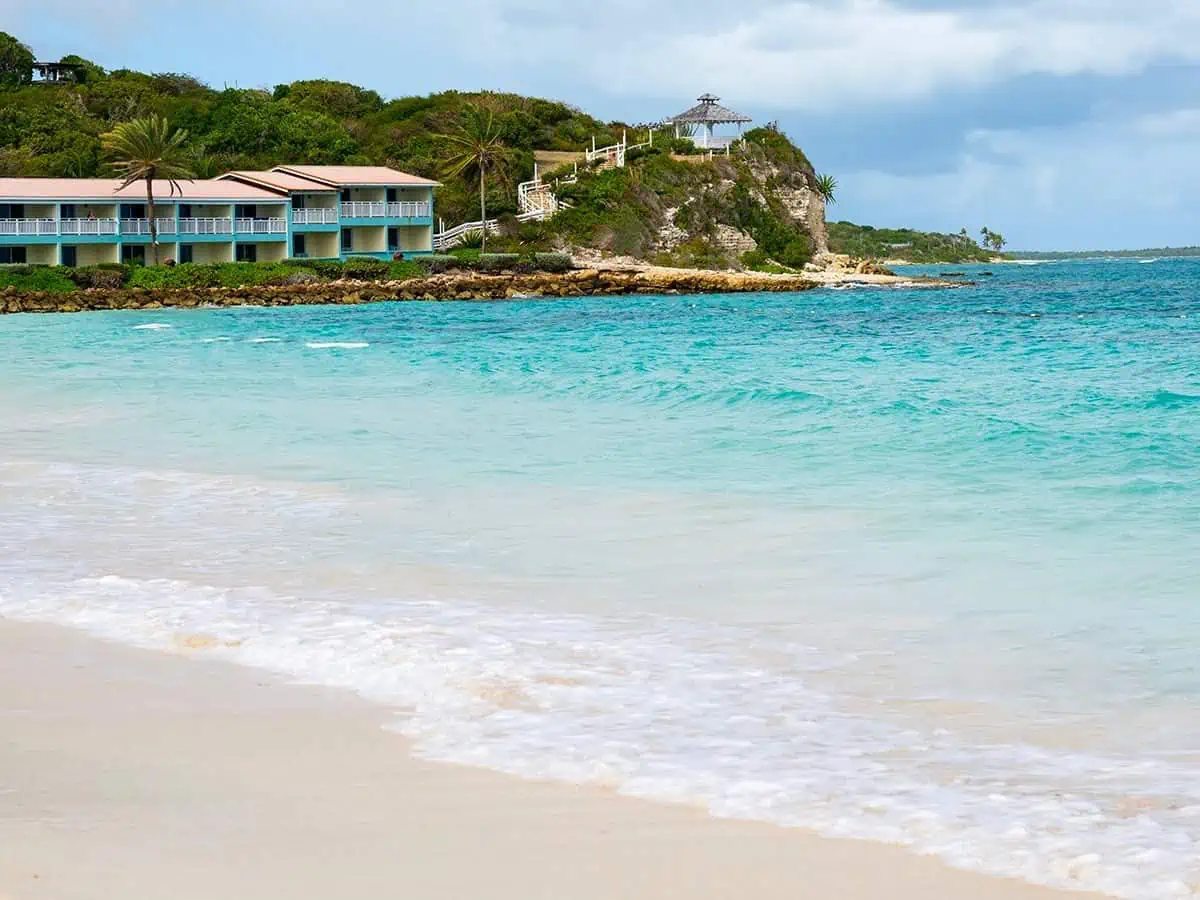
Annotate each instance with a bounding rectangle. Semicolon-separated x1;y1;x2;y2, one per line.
0;619;1103;900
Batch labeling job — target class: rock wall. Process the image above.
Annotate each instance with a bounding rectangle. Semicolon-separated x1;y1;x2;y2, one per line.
0;269;818;315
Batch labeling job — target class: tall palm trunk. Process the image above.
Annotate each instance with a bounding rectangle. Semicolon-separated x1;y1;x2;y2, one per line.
144;168;159;266
479;166;487;253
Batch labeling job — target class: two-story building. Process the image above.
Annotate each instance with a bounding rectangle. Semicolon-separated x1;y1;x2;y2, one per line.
0;165;437;266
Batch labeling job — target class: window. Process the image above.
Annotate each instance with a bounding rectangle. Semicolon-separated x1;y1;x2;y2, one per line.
178;204;192;218
340;189;351;202
386;188;397;203
0;247;27;264
61;204;76;219
121;244;145;264
179;244;193;264
120;203;146;219
341;228;352;252
292;195;306;209
387;227;399;251
61;246;77;267
237;205;257;219
236;244;257;263
292;234;306;257
0;204;24;218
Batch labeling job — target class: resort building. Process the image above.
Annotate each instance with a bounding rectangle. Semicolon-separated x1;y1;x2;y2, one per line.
0;165;437;266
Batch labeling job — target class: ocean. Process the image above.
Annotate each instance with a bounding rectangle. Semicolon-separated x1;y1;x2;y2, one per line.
1;258;1197;898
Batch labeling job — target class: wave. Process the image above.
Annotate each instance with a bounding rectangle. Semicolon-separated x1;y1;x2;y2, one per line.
305;341;369;349
246;337;282;344
133;323;171;330
0;571;1196;900
1147;389;1200;409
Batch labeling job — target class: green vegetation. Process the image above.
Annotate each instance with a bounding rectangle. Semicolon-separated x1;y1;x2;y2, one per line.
828;222;998;263
102;114;196;265
0;32;33;89
979;226;1007;252
0;253;576;295
814;173;837;205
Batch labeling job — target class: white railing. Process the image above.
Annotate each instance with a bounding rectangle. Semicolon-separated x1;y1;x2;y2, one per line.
386;201;431;218
0;217;57;235
433;218;498;252
235;217;287;234
178;217;233;235
341;201;387;218
60;218;118;236
292;208;338;225
120;218;178;235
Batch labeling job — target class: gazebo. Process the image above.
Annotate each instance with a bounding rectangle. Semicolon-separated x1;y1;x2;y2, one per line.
663;94;752;150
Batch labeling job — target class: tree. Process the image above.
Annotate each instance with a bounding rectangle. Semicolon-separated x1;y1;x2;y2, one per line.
0;32;34;88
814;173;838;205
980;226;1006;252
439;105;512;251
102;115;195;265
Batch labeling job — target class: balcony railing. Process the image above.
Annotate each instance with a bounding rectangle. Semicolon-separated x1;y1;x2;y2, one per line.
235;217;287;235
178;217;233;235
292;208;338;225
60;218;119;236
120;218;179;235
0;217;58;236
341;201;387;218
387;201;431;218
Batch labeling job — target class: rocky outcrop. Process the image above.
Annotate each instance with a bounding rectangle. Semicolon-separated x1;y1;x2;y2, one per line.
0;269;819;315
810;253;896;276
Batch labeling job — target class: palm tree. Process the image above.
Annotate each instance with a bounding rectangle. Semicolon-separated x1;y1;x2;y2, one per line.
814;173;838;205
102;115;195;265
439;105;511;252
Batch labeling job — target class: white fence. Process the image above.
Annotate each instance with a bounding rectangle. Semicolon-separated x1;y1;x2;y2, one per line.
178;217;233;235
120;218;180;235
59;218;119;236
292;208;338;225
235;217;287;234
341;201;432;219
0;218;58;236
387;201;431;218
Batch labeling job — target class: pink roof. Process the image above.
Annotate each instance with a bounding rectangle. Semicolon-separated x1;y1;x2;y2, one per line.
0;177;285;201
272;165;439;188
218;170;337;193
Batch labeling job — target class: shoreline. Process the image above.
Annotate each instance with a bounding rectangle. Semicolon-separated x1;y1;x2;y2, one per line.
0;617;1103;900
0;266;960;316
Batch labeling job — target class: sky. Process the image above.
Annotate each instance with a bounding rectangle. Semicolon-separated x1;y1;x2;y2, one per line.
6;0;1200;250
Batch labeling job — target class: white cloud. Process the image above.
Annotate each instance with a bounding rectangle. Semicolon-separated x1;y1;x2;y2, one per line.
836;107;1200;249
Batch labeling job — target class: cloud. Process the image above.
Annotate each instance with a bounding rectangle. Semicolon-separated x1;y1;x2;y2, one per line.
836;106;1200;249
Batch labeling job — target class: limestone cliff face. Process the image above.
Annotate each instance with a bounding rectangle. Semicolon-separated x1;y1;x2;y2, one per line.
744;155;829;255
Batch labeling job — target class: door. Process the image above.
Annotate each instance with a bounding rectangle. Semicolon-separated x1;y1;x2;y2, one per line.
236;244;257;263
292;234;306;257
121;244;145;264
341;228;352;252
61;246;77;267
179;244;193;263
387;227;399;252
386;188;397;203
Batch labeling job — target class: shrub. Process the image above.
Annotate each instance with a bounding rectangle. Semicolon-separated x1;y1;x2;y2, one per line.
415;254;461;274
455;229;485;250
386;259;423;280
68;264;130;289
0;265;78;294
533;252;572;273
476;253;521;272
340;256;389;280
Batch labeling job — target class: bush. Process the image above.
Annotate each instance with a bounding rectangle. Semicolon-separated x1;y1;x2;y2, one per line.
68;264;131;289
415;254;461;274
455;229;485;250
0;264;78;294
340;256;389;280
533;252;572;273
476;253;521;272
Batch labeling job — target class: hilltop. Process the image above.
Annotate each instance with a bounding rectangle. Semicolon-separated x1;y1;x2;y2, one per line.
828;222;1000;264
0;31;995;271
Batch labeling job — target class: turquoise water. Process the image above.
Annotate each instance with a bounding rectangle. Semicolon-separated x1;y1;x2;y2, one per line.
1;258;1198;897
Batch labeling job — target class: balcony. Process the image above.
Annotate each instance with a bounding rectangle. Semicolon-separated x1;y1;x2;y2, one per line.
340;201;432;219
60;218;119;236
235;217;287;235
292;208;338;225
120;218;179;235
0;217;58;236
178;217;233;235
387;201;431;218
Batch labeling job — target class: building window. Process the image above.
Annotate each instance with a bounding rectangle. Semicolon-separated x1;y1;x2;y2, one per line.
120;203;146;219
0;247;27;264
341;228;352;252
386;188;397;203
61;204;76;219
179;244;193;264
340;189;351;202
236;244;257;263
237;205;256;219
121;244;145;264
292;234;306;257
292;195;306;209
61;246;77;267
178;204;192;218
0;204;25;219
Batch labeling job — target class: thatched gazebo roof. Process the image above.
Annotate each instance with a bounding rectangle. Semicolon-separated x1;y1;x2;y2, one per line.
664;94;752;126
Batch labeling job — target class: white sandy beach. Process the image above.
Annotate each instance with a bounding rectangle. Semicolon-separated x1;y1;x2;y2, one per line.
0;619;1106;900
